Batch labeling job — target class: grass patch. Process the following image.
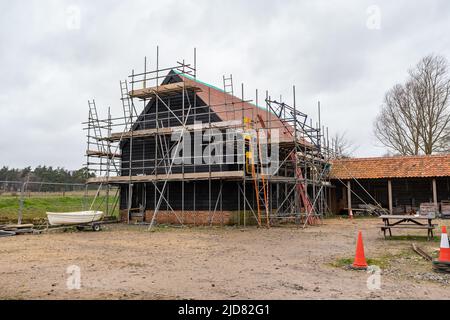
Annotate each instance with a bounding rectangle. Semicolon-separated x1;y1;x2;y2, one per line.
0;194;119;222
384;235;440;242
331;256;391;269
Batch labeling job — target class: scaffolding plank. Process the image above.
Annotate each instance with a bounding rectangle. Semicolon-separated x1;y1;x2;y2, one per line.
129;82;202;99
255;175;296;183
106;120;243;141
86;150;121;159
87;171;245;184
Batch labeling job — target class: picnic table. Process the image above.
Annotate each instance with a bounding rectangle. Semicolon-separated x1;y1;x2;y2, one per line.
379;215;437;241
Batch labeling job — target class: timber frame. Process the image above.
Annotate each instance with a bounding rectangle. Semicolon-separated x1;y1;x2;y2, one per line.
83;48;336;228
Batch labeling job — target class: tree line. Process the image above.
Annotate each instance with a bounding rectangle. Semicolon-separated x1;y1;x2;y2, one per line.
0;166;94;185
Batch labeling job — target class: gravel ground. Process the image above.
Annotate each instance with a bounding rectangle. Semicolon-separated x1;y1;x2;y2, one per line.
1;218;449;300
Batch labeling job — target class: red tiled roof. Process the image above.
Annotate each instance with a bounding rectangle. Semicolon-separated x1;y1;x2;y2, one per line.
330;154;450;180
180;75;297;140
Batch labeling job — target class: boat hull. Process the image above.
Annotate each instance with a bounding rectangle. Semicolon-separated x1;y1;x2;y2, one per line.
46;211;104;226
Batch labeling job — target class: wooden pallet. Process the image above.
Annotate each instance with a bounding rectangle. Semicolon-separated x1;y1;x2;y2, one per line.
432;260;450;273
441;201;450;218
0;224;34;231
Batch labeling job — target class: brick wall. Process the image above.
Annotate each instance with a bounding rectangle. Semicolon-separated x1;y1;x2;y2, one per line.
120;210;234;226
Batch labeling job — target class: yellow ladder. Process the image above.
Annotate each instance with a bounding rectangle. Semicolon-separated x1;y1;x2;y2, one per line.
246;130;270;228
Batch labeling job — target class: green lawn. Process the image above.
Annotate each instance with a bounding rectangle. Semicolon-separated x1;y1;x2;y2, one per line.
0;194;119;222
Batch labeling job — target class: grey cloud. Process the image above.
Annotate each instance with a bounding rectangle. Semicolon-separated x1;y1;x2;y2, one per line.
1;0;450;169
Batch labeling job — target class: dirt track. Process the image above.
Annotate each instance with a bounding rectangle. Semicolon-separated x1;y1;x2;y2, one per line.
1;218;449;300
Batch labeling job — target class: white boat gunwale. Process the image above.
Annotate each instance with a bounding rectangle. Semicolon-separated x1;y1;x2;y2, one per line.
46;210;104;226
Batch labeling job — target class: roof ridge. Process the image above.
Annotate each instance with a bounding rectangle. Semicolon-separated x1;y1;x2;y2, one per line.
333;153;450;162
174;70;273;114
174;69;226;94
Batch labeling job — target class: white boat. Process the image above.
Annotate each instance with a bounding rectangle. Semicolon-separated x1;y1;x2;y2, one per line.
46;211;104;226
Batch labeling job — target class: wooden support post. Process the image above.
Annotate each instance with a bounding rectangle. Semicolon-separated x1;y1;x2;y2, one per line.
432;178;438;208
127;183;133;225
18;182;25;225
347;180;353;219
388;179;393;215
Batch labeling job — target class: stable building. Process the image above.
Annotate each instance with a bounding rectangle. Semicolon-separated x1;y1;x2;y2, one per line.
330;154;450;216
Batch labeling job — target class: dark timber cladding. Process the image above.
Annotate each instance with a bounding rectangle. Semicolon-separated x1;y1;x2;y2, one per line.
85;51;333;227
120;71;236;176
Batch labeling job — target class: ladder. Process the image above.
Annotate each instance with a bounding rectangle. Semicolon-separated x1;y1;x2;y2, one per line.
256;131;270;228
120;80;135;130
223;74;235;126
247;131;270;228
88;100;106;154
255;110;317;225
290;152;321;225
223;74;234;97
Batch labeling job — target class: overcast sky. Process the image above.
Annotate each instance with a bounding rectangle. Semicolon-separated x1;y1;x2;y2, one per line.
1;0;449;170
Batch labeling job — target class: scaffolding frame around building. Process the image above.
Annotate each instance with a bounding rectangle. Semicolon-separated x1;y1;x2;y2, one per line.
83;48;337;229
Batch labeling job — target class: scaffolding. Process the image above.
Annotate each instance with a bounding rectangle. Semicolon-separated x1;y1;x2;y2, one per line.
84;48;335;228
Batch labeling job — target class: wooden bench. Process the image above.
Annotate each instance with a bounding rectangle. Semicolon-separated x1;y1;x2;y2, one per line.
379;215;437;240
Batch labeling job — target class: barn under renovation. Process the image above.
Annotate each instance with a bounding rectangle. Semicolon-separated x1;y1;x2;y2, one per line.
85;52;334;228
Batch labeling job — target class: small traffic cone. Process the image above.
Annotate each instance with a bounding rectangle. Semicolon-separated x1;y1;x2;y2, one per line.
352;231;368;269
438;226;450;263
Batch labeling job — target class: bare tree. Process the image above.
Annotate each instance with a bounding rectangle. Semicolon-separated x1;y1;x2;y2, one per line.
330;131;356;158
374;54;450;155
444;133;450;152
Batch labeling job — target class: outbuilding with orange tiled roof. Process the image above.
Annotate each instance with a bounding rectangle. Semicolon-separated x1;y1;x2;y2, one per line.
329;154;450;216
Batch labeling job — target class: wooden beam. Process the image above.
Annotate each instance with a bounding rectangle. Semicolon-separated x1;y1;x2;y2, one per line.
86;150;121;159
105;120;243;141
87;171;245;184
129;82;202;99
347;180;352;218
432;178;438;207
1;224;34;231
388;179;393;214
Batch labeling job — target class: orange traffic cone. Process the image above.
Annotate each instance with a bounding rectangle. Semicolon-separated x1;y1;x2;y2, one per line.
438;226;450;263
352;231;368;269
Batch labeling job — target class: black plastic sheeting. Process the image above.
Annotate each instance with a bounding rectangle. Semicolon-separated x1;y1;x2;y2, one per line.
0;230;16;237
